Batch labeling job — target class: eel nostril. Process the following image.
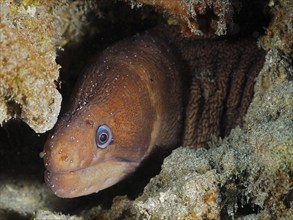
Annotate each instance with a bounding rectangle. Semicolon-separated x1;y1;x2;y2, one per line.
60;154;69;162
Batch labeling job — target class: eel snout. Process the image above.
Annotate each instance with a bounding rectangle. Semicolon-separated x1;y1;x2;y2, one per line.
43;98;149;198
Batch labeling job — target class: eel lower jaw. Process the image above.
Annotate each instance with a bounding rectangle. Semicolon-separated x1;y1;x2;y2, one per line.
44;159;139;198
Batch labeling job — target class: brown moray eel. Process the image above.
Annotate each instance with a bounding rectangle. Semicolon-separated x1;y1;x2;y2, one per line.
43;27;265;198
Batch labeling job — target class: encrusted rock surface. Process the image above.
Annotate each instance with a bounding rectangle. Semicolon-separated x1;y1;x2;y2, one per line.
0;0;98;133
130;0;238;35
260;0;293;56
0;1;62;132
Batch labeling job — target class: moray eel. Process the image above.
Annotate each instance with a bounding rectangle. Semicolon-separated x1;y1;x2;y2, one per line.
43;27;265;198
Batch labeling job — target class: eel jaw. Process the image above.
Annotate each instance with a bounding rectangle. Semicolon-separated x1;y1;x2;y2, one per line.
44;159;138;198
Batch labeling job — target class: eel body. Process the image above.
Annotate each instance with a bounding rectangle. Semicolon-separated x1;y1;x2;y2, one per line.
43;27;265;198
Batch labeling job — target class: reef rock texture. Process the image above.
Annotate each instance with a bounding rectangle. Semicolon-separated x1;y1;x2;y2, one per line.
0;0;99;133
0;0;61;132
260;0;293;56
34;210;82;220
129;0;238;35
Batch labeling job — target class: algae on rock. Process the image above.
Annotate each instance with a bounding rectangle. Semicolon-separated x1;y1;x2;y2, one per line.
0;0;99;133
129;0;238;36
260;0;293;56
0;1;62;132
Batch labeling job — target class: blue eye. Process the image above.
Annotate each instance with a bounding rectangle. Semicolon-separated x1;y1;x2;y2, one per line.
96;125;112;148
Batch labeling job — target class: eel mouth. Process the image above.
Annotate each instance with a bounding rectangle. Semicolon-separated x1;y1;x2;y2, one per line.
44;160;138;198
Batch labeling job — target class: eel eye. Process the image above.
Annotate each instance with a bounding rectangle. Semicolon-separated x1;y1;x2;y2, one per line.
96;125;112;149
